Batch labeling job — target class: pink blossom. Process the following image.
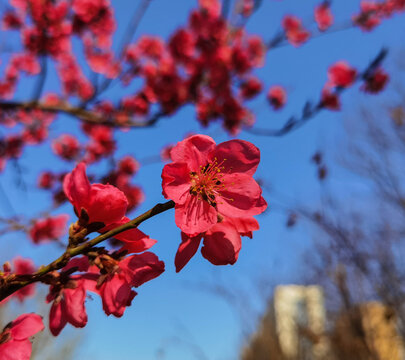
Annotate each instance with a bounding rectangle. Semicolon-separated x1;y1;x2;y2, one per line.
29;214;69;244
63;162;128;224
0;313;44;360
175;216;259;271
161;135;266;235
328;61;357;88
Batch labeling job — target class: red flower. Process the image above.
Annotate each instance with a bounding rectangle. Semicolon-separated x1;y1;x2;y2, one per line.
267;86;287;110
38;171;55;189
0;313;44;360
175;216;259;272
118;156;139;175
240;77;262;99
47;280;88;336
282;15;310;47
161;135;266;235
100;217;157;254
52;134;81;160
63;162;128;224
328;61;357;88
96;252;164;317
321;87;340;110
362;68;389;93
315;3;334;31
29;214;69;244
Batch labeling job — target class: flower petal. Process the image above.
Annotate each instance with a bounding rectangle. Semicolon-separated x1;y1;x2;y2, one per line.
63;287;87;328
10;313;44;340
120;252;165;287
210;139;260;175
63;162;91;206
86;183;128;224
201;221;241;265
161;162;191;204
49;302;68;336
170;135;216;172
228;216;259;238
0;339;32;360
175;195;217;234
175;232;203;272
217;173;267;217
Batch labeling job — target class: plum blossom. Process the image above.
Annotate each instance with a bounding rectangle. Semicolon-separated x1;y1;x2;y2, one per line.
161;135;266;235
29;214;69;244
0;313;44;360
328;61;357;88
175;216;259;272
267;86;287;110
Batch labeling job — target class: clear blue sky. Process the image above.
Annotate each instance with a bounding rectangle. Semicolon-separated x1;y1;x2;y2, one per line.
1;1;405;359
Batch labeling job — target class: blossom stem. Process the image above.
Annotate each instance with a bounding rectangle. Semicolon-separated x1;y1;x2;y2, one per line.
0;200;175;302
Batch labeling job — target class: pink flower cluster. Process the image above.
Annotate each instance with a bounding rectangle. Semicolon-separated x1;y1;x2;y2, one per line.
161;134;267;271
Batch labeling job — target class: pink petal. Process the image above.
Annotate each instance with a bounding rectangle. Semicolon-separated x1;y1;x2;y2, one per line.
209;139;260;176
217;173;267;217
120;252;165;286
86;183;128;224
228;216;259;238
0;339;32;360
175;232;203;272
202;221;242;265
63;287;87;328
10;313;44;340
101;218;157;253
63;162;91;206
161;162;191;204
49;302;68;336
100;274;136;317
174;195;217;234
170;135;216;172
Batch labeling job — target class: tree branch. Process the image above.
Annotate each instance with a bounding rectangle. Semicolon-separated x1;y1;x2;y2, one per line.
245;48;388;137
0;200;175;302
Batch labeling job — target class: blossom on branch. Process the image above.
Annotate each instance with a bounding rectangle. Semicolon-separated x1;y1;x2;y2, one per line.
0;313;44;360
161;134;266;235
29;214;69;244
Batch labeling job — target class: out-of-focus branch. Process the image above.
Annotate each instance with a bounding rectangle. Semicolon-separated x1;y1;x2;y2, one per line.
245;48;388;137
0;100;165;127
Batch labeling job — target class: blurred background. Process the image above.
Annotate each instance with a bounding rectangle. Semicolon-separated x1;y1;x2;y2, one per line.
1;0;405;359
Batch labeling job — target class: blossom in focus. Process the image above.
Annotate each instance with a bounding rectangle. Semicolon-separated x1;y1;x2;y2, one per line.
161;135;266;235
63;162;128;224
47;280;88;336
0;313;44;360
328;61;357;88
29;214;69;244
97;252;164;317
175;216;259;272
267;86;287;110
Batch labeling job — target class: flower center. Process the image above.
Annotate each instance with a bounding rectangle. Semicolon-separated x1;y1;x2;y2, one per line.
189;158;227;207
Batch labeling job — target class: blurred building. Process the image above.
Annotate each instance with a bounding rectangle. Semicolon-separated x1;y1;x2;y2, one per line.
273;285;329;360
332;301;405;360
242;286;405;360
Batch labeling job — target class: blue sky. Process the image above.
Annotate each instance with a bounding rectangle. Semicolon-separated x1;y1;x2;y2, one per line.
1;0;405;359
